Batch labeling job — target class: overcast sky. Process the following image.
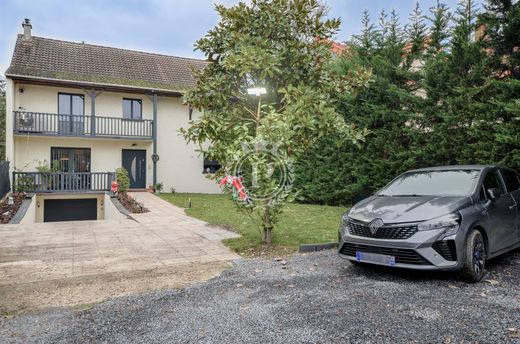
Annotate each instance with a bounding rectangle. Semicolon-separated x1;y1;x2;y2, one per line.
1;0;474;74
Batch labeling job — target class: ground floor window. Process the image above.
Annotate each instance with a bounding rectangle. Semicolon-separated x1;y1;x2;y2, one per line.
51;147;91;172
203;157;221;174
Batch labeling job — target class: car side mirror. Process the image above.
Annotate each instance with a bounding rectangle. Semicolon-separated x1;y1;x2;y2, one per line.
487;188;502;201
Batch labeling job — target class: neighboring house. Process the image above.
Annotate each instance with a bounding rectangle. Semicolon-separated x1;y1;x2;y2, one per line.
4;20;219;221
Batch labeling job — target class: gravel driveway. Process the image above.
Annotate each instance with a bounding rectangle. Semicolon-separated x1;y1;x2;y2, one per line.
1;249;519;343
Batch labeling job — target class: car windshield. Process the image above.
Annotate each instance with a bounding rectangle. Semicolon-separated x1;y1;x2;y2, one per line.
379;170;480;196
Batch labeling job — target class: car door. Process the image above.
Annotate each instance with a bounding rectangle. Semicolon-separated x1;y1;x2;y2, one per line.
482;169;517;253
500;169;520;243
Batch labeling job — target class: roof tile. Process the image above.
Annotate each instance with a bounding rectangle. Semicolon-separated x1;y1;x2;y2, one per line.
6;35;207;92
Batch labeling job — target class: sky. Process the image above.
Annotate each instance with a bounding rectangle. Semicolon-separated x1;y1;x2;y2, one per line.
0;0;474;74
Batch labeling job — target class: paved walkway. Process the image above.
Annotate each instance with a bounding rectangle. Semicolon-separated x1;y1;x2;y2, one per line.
0;193;240;285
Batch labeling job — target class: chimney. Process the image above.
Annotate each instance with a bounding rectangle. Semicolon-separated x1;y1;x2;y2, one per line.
22;18;32;40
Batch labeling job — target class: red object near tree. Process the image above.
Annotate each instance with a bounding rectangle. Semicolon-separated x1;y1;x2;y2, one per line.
220;175;251;203
111;180;119;194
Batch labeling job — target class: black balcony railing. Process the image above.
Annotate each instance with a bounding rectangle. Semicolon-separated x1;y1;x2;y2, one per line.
13;172;115;193
13;111;153;139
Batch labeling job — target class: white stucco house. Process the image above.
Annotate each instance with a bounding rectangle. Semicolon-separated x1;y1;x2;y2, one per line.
4;20;219;221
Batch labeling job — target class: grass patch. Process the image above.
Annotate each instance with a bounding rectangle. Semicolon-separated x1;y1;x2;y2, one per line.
160;193;347;256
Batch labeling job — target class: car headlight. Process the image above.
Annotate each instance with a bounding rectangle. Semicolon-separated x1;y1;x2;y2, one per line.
340;213;350;236
417;213;460;236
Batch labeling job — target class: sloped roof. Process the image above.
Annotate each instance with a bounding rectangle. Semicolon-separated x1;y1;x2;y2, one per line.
6;35;207;93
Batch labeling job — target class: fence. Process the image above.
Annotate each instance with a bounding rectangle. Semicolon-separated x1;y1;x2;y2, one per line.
0;161;10;199
12;172;114;193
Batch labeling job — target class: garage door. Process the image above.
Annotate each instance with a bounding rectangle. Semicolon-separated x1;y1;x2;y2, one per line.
44;199;97;222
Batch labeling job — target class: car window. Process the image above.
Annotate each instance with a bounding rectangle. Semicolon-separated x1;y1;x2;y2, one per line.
501;169;520;193
482;170;506;193
379;170;479;196
479;185;487;201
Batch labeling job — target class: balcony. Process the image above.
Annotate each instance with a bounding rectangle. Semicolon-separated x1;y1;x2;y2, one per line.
13;172;115;193
13;111;153;140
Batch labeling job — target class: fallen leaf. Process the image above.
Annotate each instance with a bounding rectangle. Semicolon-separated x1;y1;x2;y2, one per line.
485;279;499;286
442;335;453;344
254;269;263;273
236;283;244;287
508;328;520;339
480;293;486;297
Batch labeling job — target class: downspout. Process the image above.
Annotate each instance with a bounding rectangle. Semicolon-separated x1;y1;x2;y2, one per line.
152;92;158;186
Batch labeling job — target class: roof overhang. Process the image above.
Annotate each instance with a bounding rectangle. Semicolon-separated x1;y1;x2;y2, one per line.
5;73;186;97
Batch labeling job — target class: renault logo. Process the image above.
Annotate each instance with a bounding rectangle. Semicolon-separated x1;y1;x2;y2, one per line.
368;218;384;236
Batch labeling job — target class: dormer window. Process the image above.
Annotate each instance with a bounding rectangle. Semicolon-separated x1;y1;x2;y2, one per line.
123;98;142;120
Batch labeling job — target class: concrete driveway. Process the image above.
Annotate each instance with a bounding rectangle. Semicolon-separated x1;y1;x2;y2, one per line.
0;193;240;285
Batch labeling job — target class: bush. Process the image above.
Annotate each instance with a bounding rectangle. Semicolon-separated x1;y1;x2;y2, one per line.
115;167;130;194
154;182;163;192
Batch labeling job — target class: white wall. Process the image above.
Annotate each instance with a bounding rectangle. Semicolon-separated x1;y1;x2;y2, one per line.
13;136;153;186
156;96;219;193
19;194;36;224
7;80;220;193
5;78;14;167
12;82;153;120
104;193;127;220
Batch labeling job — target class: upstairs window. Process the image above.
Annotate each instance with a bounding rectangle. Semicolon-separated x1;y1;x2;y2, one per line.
123;98;142;120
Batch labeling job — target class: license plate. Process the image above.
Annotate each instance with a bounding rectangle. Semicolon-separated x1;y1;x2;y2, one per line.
356;251;396;266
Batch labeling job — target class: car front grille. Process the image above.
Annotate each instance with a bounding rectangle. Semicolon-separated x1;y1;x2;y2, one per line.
347;219;418;240
432;240;457;261
340;242;431;265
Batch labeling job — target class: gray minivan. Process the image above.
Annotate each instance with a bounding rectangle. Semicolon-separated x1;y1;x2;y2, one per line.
338;165;520;282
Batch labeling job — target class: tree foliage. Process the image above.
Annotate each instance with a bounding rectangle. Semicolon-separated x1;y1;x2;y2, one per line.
295;0;520;206
182;0;370;243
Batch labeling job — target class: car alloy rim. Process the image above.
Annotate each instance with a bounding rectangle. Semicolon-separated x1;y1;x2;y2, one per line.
473;238;485;275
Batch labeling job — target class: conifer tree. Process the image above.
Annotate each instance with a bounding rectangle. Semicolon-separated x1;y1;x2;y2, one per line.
427;0;452;54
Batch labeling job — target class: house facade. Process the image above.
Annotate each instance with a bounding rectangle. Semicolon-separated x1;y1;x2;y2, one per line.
4;20;218;217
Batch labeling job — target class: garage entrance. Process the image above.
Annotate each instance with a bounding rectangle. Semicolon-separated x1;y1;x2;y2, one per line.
43;199;97;222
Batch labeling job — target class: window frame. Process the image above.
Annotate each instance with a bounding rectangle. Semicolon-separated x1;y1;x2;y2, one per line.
500;169;520;194
57;92;85;116
481;169;507;196
203;157;221;174
122;98;143;120
51;147;91;173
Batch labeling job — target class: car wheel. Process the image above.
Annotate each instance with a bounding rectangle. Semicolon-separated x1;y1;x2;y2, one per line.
461;229;486;282
350;260;363;266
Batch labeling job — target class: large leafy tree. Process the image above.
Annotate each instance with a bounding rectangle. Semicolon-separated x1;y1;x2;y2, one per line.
183;0;369;244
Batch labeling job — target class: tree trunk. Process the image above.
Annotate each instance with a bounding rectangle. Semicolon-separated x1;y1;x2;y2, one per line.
262;207;273;245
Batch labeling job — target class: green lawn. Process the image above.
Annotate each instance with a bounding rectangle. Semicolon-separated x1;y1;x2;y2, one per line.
160;193;347;256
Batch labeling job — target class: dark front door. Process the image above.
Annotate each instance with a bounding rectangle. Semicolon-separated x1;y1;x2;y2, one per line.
122;149;146;189
44;199;97;222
